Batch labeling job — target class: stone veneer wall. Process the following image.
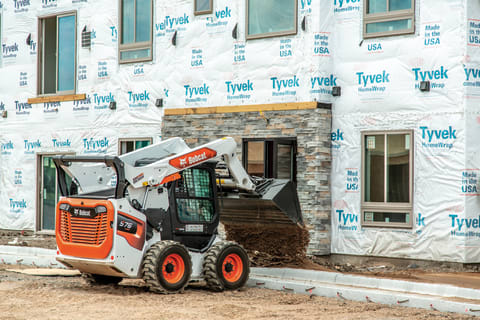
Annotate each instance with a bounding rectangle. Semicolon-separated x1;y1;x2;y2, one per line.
162;106;332;255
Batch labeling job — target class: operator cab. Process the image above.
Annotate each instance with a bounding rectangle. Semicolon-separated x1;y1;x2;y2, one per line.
144;162;220;252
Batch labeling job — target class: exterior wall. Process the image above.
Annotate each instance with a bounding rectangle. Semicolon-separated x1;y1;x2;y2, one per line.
0;0;165;230
152;0;333;109
330;0;473;262
162;106;332;255
0;0;334;235
464;0;480;263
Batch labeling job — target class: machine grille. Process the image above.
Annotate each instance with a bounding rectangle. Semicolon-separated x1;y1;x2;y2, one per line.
60;210;109;245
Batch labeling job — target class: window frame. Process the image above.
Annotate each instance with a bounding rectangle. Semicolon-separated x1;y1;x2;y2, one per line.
118;0;153;64
118;137;153;155
245;0;298;40
363;0;415;39
194;0;213;15
242;137;297;183
36;152;75;234
37;11;77;97
174;167;217;224
361;130;414;228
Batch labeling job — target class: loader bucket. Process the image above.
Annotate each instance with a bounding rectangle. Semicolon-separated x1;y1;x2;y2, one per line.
218;179;303;227
218;179;309;267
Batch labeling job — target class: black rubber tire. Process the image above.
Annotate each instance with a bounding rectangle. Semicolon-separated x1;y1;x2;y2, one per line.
82;273;122;285
142;240;192;294
203;241;250;292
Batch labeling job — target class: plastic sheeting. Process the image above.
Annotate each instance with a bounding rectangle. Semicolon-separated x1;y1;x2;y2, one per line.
330;0;480;263
0;0;163;230
0;0;332;231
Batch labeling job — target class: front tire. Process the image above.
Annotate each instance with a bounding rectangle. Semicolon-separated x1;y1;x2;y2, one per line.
142;240;192;293
203;241;250;292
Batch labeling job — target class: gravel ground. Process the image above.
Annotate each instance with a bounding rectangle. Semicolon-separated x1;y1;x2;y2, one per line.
0;265;475;320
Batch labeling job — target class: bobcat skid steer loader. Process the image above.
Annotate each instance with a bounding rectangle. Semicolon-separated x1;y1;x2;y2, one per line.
53;137;302;293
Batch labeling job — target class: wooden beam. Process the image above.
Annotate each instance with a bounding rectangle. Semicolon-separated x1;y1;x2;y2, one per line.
164;101;320;116
28;93;87;104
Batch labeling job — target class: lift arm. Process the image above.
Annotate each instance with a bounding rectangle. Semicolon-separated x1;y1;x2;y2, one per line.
121;137;255;191
53;137;303;226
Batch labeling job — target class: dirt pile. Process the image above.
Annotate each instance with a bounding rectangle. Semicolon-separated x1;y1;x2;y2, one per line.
224;224;310;267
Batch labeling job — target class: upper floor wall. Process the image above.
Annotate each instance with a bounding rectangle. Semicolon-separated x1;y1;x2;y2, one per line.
0;0;331;129
0;0;470;128
333;0;467;116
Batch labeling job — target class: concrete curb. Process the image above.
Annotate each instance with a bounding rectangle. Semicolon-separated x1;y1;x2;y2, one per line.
249;267;480;317
251;267;480;300
0;245;62;268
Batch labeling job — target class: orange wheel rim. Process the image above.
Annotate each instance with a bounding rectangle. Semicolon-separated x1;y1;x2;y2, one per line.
162;253;185;284
222;253;243;283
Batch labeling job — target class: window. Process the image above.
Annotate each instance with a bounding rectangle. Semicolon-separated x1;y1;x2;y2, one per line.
119;0;153;63
246;0;297;40
242;138;296;182
37;153;74;232
363;0;414;38
38;12;76;95
362;132;413;228
175;168;215;223
194;0;213;15
119;138;152;155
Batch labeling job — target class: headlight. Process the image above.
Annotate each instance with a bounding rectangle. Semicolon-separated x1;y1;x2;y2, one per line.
95;206;107;214
59;203;71;211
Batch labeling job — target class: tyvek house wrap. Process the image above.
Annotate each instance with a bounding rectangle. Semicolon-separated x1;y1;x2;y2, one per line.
0;0;163;230
329;0;480;263
462;0;480;263
0;0;333;231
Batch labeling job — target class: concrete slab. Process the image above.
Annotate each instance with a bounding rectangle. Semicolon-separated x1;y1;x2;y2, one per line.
6;268;80;276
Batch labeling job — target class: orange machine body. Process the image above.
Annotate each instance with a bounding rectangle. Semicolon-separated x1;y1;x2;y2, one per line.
56;197;147;278
56;198;115;260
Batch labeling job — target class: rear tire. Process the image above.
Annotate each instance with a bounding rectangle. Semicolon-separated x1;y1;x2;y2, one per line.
203;241;250;292
142;240;192;293
82;273;122;285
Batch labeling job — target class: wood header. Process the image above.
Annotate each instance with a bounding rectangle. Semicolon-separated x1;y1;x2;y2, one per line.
164;101;322;116
28;93;86;104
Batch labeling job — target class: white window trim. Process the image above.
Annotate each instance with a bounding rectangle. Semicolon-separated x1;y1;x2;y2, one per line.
361;130;414;228
245;0;298;40
37;11;77;96
118;137;153;155
118;0;153;64
36;152;75;233
363;0;415;39
194;0;213;15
